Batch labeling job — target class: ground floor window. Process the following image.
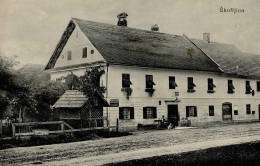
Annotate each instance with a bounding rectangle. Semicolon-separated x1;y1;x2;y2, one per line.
246;104;251;115
143;107;157;119
186;106;197;117
209;106;214;116
119;107;134;119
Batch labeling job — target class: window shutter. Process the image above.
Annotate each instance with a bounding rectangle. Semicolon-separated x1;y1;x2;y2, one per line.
143;107;147;119
186;106;189;117
119;108;123;119
194;107;197;117
153;107;157;118
130;107;134;119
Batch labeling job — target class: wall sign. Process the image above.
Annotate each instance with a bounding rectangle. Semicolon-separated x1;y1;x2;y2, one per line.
110;99;119;107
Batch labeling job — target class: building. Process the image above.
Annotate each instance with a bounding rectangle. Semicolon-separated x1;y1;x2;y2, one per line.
45;17;260;130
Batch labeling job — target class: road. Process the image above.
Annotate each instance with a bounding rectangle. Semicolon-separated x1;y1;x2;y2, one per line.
1;122;260;165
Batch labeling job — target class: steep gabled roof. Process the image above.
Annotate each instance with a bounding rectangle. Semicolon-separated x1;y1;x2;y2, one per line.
192;39;260;78
45;18;222;73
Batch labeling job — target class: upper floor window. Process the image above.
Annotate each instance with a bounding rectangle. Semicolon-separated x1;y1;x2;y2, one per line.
119;107;134;120
146;75;155;89
82;47;87;58
122;74;132;88
246;104;251;115
257;81;260;92
67;51;72;60
228;80;235;94
245;81;252;94
207;78;216;93
143;107;157;119
209;105;214;116
187;77;196;93
186;106;197;117
169;76;178;89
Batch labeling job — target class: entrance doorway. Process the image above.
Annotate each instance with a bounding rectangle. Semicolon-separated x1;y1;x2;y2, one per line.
168;105;179;126
222;102;232;121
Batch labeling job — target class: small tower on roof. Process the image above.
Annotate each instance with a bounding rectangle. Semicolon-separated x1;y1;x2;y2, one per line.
117;12;128;27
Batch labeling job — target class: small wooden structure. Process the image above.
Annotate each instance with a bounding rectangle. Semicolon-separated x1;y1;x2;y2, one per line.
52;90;109;129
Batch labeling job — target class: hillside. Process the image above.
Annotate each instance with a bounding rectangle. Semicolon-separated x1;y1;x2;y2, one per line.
18;63;50;85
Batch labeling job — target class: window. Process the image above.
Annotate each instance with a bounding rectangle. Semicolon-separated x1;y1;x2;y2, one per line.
245;81;252;94
119;107;134;120
257;81;260;92
187;77;196;93
209;106;214;116
186;106;197;117
169;76;178;89
228;80;235;93
246;104;251;115
67;51;72;60
82;47;87;58
208;78;216;93
143;107;157;119
146;75;155;89
122;74;132;88
234;105;238;115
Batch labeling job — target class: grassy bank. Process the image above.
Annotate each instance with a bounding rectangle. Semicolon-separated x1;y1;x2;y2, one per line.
106;141;260;166
0;130;131;150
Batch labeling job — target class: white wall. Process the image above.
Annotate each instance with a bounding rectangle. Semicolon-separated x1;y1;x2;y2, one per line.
53;25;105;69
104;65;260;129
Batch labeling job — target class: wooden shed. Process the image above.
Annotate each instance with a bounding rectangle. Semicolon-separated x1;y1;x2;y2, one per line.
53;90;109;129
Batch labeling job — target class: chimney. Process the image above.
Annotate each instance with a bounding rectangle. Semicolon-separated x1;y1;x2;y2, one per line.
117;12;128;27
151;24;159;32
203;33;210;43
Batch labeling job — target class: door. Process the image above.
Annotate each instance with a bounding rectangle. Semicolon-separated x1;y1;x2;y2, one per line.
222;103;232;121
168;105;179;126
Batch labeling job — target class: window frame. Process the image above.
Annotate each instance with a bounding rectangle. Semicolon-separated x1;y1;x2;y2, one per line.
143;107;157;119
257;81;260;92
82;47;87;58
207;78;216;93
246;104;251;115
122;73;132;88
186;106;197;117
209;105;214;116
67;51;72;60
119;107;134;120
228;80;235;94
169;76;177;89
245;81;252;94
187;77;196;93
146;75;155;89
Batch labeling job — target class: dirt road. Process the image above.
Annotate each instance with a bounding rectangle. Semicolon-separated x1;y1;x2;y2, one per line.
1;122;260;165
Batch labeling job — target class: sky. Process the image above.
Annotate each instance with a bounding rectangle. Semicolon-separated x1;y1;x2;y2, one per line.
0;0;260;68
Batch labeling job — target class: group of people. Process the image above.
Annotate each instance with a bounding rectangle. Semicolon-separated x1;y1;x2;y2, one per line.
159;115;178;129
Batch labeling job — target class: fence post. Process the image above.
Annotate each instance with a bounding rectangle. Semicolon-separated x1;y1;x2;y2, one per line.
61;123;64;133
12;124;16;137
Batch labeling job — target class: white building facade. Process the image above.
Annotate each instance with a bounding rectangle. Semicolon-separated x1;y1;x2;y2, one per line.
45;18;260;130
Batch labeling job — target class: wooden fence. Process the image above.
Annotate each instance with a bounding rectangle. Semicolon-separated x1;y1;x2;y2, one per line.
11;119;108;137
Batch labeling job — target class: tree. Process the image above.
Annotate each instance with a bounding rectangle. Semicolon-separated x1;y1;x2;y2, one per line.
33;81;68;121
0;54;29;119
79;67;105;97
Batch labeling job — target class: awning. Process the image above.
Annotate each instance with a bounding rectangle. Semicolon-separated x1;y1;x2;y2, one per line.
53;90;88;108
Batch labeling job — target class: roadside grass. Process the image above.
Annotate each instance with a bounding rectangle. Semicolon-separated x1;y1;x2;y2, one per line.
0;130;131;150
106;141;260;166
